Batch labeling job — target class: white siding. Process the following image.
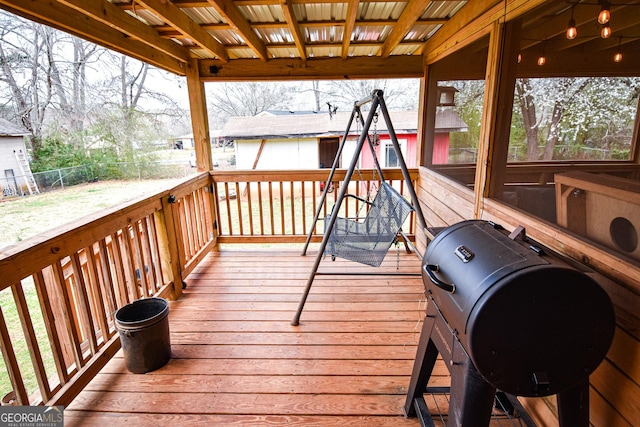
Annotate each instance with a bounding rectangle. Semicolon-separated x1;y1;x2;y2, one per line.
236;138;318;170
0;137;30;195
0;137;28;176
340;139;359;169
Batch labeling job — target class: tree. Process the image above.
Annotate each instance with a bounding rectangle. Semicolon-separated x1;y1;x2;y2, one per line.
322;79;418;111
0;16;50;153
512;77;639;161
515;78;540;160
207;82;294;127
447;80;485;150
43;36;104;150
207;79;419;129
0;10;188;169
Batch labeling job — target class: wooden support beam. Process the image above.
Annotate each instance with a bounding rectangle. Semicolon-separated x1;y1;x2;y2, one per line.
153;17;449;36
136;0;229;62
342;0;360;59
156;197;183;300
415;68;428;169
516;48;640;78
421;65;439;167
280;0;307;60
380;0;431;58
474;20;521;218
206;0;268;61
199;55;424;81
252;140;267;170
186;59;213;172
485;20;520;200
422;0;548;65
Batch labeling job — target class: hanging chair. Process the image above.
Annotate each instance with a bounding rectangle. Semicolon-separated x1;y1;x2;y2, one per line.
324;182;413;267
292;89;427;326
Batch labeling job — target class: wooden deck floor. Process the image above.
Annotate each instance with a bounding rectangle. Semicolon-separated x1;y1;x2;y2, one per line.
65;249;531;426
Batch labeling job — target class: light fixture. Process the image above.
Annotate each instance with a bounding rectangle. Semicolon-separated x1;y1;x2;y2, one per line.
601;23;612;38
517;53;522;63
614;37;623;62
537;42;546;66
566;6;577;40
598;0;611;25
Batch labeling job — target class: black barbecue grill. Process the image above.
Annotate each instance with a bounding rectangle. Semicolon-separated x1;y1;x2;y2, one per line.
404;220;616;427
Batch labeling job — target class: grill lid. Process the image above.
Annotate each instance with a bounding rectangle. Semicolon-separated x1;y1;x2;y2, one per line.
424;221;549;322
422;220;616;396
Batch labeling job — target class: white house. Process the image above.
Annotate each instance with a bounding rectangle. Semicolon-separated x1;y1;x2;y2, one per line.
0;118;36;197
220;110;466;170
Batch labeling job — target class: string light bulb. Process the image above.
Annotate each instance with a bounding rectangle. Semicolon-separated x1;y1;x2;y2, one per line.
614;37;623;62
601;23;612;38
566;6;577;40
538;42;546;66
598;1;611;25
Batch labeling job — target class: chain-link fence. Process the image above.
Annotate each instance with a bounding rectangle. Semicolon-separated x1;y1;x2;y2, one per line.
1;160;196;197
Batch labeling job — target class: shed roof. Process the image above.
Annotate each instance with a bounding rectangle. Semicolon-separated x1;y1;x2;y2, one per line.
0;118;29;137
221;109;466;140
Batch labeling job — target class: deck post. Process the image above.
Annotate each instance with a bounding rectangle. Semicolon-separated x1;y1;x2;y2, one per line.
156;195;184;299
186;59;213;172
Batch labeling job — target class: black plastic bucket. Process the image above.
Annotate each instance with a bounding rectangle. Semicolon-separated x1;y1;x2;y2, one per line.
115;297;171;374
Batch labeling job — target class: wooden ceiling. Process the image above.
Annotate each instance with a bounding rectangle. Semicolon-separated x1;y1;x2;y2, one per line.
430;0;640;80
516;0;640;77
0;0;638;80
0;0;464;78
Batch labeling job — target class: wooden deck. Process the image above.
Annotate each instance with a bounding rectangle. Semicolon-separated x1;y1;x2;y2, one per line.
64;249;531;426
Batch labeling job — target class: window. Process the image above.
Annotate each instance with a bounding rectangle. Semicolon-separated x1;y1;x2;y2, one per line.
509;77;640;162
433;80;484;165
380;139;407;168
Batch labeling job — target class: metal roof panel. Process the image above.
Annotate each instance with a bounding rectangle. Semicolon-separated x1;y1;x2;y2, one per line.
241;4;285;23
181;7;224;25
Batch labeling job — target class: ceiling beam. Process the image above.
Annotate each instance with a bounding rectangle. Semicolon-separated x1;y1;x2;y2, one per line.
280;0;306;59
136;0;229;62
516;44;640;78
206;0;268;61
342;0;360;59
380;0;430;58
58;0;191;63
0;0;185;74
421;0;550;64
153;18;450;37
521;2;637;52
199;55;424;81
175;0;401;5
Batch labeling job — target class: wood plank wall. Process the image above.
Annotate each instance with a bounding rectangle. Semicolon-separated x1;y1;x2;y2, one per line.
416;166;640;427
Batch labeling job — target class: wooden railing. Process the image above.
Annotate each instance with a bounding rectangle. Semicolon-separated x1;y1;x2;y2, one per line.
211;168;420;243
0;169;419;408
0;173;214;407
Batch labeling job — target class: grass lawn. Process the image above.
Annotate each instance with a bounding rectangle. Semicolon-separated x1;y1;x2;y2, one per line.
0;178;184;250
0;147;235;402
0;177;184;401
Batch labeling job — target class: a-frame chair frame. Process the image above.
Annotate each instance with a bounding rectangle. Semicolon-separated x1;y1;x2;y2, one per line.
292;89;427;326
